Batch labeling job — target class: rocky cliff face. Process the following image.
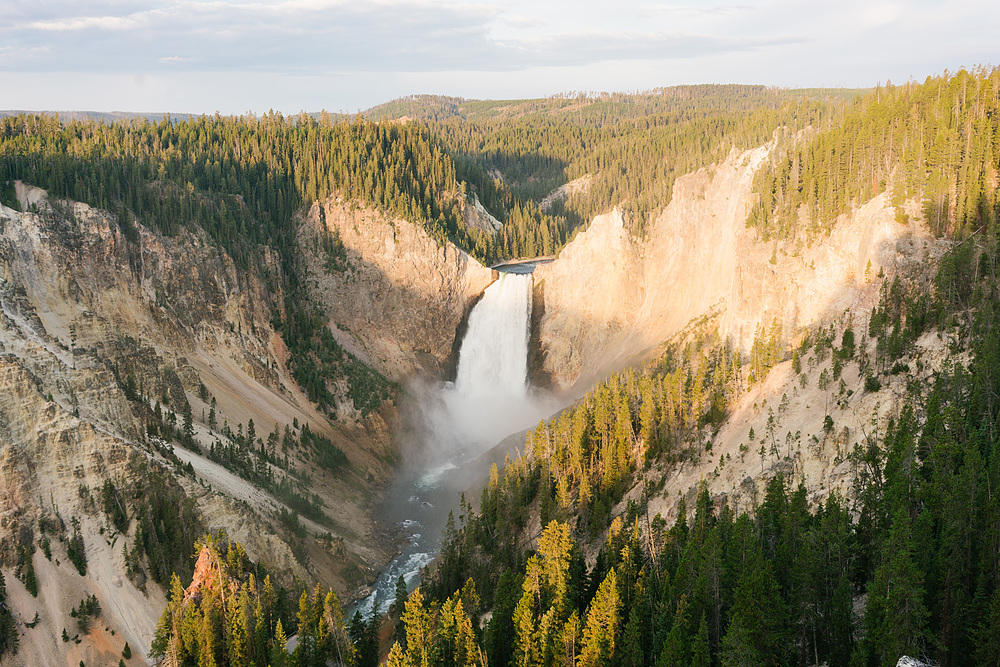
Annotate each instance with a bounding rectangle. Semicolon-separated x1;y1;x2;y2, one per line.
526;147;956;569
300;197;495;379
533;208;644;390
535;146;939;391
0;185;395;665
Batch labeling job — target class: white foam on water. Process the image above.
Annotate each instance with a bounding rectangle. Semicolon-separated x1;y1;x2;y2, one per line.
455;272;532;398
417;460;459;490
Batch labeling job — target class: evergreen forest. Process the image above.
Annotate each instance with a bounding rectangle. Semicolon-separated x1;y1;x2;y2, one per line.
146;229;1000;667
5;68;1000;666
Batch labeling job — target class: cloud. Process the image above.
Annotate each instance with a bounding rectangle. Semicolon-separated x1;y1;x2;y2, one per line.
1;0;796;75
516;30;796;67
856;3;903;30
641;4;754;18
27;15;142;31
1;0;998;113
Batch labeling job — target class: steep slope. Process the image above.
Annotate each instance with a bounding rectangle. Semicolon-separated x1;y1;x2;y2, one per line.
509;137;950;575
299;196;495;380
633;306;954;526
535;145;941;390
0;185;396;664
532;208;643;389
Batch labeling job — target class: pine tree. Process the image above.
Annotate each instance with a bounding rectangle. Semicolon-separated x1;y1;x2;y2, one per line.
974;587;1000;666
578;569;619;667
721;553;787;667
182;402;194;444
620;605;644;667
512;589;536;667
862;505;929;667
271;618;291;667
226;590;250;667
385;641;409;667
296;589;317;665
0;569;17;658
403;587;436;667
324;590;355;666
657;595;689;667
691;612;710;667
150;573;186;660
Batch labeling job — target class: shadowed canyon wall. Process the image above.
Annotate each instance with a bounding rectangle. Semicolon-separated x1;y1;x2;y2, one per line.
300;199;495;380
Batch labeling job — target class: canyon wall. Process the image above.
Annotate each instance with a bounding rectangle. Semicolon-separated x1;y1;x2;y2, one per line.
300;198;495;380
0;186;394;664
535;146;939;391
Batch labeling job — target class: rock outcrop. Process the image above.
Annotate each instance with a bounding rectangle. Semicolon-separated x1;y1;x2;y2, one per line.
533;208;643;389
535;146;940;391
464;194;503;234
300;198;495;379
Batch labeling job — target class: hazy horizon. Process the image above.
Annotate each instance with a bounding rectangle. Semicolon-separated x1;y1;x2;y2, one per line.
0;83;871;119
1;0;994;116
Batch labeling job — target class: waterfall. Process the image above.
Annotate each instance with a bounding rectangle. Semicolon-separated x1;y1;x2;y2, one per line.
455;272;533;398
354;270;550;617
429;271;537;457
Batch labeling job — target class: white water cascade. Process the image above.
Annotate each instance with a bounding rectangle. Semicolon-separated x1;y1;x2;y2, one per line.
432;271;536;455
355;269;555;617
455;272;532;398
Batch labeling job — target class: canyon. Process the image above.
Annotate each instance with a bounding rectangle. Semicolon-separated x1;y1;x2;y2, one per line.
0;142;945;665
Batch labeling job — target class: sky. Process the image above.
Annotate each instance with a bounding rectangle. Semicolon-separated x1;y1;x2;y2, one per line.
1;0;997;115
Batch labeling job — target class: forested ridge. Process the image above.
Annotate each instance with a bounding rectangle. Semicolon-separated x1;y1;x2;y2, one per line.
0;84;864;269
7;71;995;276
401;70;1000;667
0;112;469;269
374;71;1000;259
749;67;1000;242
410;86;857;254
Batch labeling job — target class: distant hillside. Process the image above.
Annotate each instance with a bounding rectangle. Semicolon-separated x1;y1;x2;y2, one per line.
0;110;184;124
364;94;467;122
415;85;864;251
364;86;866;123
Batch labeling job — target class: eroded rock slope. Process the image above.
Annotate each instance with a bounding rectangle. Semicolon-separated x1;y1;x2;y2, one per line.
0;184;395;665
536;146;939;391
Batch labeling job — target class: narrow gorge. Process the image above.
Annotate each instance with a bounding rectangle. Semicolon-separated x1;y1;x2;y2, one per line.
356;268;553;616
